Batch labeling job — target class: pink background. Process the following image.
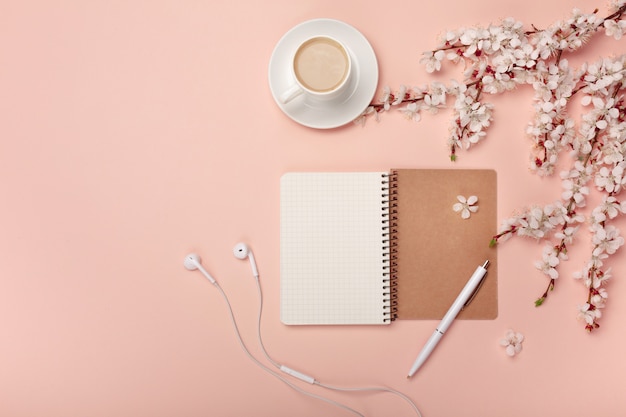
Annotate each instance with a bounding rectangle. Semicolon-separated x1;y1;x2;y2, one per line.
1;1;625;416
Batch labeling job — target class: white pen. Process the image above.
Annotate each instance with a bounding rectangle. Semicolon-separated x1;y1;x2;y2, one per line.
407;260;490;378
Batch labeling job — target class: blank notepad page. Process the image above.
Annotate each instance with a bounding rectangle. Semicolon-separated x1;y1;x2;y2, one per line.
280;172;389;325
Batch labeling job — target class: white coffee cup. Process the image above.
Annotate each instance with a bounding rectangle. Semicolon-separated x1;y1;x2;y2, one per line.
280;35;352;104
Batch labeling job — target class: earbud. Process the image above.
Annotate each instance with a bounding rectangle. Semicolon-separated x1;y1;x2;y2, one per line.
184;253;217;285
233;243;259;278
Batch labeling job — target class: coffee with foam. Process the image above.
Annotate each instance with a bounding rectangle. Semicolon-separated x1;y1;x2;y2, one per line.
293;37;350;93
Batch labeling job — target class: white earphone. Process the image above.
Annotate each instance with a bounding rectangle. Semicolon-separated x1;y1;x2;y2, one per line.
232;242;259;278
183;253;217;284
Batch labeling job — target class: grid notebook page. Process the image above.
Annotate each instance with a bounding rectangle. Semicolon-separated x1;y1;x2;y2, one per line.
280;172;389;325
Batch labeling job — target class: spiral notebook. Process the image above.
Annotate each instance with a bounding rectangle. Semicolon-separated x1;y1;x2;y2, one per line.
280;169;498;325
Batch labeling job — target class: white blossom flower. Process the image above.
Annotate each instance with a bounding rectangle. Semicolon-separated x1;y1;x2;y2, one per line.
424;82;447;109
533;28;560;59
577;303;601;326
554;225;579;245
590;206;608;224
573;261;611;289
399;102;421;122
597;266;611;287
599;196;625;220
456;94;493;134
459;27;482;56
534;245;560;279
500;330;524;357
492;51;515;74
453;195;478;219
513;43;539;68
591;224;625;256
604;19;626;40
561;177;589;207
594;163;626;193
421;49;446;73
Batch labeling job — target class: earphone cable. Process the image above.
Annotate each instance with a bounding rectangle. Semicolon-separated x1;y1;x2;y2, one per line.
213;282;366;417
254;278;281;369
313;382;422;417
253;278;423;417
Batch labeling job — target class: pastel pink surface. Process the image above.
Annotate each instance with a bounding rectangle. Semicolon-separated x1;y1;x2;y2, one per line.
1;1;625;416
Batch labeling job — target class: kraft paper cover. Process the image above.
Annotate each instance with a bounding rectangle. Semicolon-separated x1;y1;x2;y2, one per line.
394;169;498;320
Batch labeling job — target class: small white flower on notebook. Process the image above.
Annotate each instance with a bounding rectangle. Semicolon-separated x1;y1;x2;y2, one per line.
453;195;478;219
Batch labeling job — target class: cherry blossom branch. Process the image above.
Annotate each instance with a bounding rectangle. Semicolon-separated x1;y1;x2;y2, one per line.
354;1;626;331
355;3;626;161
492;81;625;317
576;193;625;331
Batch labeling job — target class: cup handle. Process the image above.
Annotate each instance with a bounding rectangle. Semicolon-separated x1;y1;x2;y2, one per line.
279;84;304;104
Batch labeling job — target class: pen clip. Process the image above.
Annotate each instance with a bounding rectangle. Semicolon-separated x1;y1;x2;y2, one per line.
462;261;489;309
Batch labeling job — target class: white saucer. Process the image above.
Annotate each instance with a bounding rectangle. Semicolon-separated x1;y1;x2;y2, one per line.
268;19;379;129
